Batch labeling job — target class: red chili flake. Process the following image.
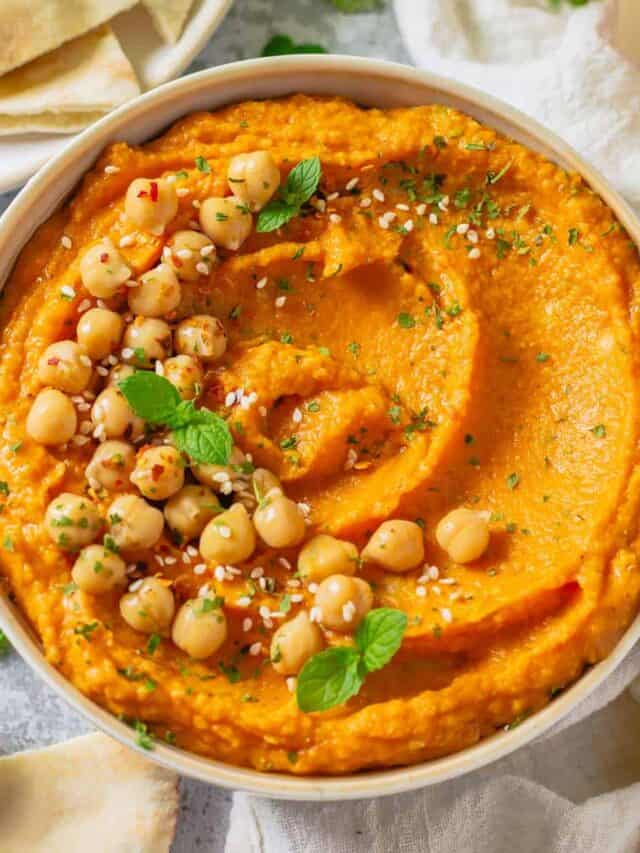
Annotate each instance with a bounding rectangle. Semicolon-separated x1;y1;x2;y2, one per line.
47;357;60;366
137;190;148;198
150;182;159;202
99;252;109;263
151;464;164;481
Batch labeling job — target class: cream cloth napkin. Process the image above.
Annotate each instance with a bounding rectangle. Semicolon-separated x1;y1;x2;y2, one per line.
224;2;640;851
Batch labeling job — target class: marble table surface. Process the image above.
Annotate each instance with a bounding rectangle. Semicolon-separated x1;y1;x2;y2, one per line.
0;1;409;850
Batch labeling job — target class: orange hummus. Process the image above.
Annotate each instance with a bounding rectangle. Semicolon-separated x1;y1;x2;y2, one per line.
1;95;640;774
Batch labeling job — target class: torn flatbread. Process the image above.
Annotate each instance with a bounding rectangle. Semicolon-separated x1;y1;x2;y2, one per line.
143;0;195;44
0;732;179;853
0;0;138;77
0;25;140;136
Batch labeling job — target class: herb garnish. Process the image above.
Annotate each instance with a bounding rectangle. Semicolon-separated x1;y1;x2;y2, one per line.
261;34;328;56
119;372;232;466
257;157;322;233
296;608;407;712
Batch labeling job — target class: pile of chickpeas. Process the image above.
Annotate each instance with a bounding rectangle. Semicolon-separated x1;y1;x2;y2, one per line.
27;148;492;679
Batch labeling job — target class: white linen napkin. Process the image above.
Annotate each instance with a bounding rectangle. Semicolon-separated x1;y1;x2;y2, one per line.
224;2;640;850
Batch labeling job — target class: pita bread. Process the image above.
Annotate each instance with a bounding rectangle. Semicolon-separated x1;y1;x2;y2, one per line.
0;26;140;136
144;0;195;43
0;0;138;77
0;732;179;853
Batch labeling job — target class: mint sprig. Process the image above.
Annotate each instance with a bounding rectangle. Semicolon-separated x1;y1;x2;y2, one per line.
257;157;322;233
296;607;407;713
261;35;328;56
119;372;232;466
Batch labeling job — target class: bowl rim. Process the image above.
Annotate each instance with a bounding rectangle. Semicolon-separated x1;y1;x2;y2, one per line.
1;54;639;801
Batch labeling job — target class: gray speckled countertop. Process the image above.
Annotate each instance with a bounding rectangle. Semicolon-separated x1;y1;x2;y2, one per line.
0;2;409;850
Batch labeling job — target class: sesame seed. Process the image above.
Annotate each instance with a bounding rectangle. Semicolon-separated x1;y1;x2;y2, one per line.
71;435;90;446
121;347;134;359
292;407;302;424
129;579;143;592
196;261;209;275
104;165;120;175
60;285;76;299
214;566;226;581
372;189;385;202
166;174;177;184
404;219;414;233
250;566;264;579
286;677;297;693
360;197;372;208
457;223;469;235
256;276;268;290
176;248;193;259
290;594;304;603
469;248;481;260
242;617;253;632
416;203;427;216
176;187;190;197
440;608;453;623
275;295;286;308
224;391;236;407
416;585;427;597
308;582;319;594
201;244;215;256
486;227;495;239
249;642;262;656
309;606;322;623
236;596;251;608
428;565;440;580
278;556;291;570
259;605;270;620
192;199;201;209
77;299;92;313
378;216;390;230
60;235;72;249
346;177;359;191
155;555;165;566
429;213;438;225
467;230;479;244
329;213;342;224
396;203;410;211
326;192;339;201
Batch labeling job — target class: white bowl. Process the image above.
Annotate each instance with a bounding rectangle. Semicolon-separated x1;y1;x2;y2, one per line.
1;56;639;800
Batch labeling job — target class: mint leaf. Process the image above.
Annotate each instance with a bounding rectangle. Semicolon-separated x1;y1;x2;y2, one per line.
257;157;322;233
256;200;297;233
119;372;181;424
355;608;407;673
173;417;232;466
282;157;322;207
329;0;383;10
261;34;327;56
296;647;362;712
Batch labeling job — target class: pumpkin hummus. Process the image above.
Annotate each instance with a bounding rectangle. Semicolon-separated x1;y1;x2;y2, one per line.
1;95;640;775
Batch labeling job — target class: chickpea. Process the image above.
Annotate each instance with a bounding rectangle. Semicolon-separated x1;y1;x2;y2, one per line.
253;493;306;549
76;308;124;360
162;354;203;400
314;575;373;632
38;340;92;394
120;577;175;634
122;317;172;366
107;363;135;386
80;238;131;299
164;484;220;542
86;440;136;491
108;494;164;553
72;544;126;594
192;447;249;492
124;177;178;235
26;389;77;446
91;387;144;440
270;611;323;676
172;597;227;659
199;503;256;565
199;197;252;251
174;314;226;362
298;535;359;583
227;151;280;212
166;230;215;281
130;445;185;501
44;493;102;551
251;468;281;499
435;507;490;564
361;520;425;573
128;263;181;318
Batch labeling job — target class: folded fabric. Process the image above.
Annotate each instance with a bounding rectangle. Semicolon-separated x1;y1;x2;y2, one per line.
0;732;179;852
0;25;140;135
